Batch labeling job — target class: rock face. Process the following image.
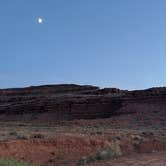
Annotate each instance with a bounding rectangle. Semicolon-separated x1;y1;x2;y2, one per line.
0;84;166;123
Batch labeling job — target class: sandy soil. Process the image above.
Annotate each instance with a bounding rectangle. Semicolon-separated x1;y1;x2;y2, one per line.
0;113;165;166
90;152;166;166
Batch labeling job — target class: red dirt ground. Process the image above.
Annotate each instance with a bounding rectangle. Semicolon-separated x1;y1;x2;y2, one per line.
0;131;165;166
90;151;166;166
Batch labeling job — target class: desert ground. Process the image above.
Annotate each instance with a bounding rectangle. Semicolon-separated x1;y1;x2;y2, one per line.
0;85;166;165
0;114;165;166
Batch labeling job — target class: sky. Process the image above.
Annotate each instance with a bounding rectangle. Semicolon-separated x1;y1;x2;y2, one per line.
0;0;166;90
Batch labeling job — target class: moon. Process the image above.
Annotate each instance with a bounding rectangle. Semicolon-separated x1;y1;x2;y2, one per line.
38;18;43;24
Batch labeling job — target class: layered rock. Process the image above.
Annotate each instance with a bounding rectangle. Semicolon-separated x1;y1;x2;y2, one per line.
0;84;166;122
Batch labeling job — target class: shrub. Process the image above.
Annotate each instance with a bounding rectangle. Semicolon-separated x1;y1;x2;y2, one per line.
0;159;34;166
31;133;45;139
9;132;18;136
76;140;123;166
17;135;28;140
76;156;96;166
95;147;120;160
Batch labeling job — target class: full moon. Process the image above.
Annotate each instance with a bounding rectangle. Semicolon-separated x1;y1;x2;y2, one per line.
38;18;43;24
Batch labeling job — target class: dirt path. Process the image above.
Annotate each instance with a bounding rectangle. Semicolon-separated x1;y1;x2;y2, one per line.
90;151;166;166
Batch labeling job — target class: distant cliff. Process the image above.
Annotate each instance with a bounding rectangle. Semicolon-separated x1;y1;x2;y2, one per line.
0;84;166;123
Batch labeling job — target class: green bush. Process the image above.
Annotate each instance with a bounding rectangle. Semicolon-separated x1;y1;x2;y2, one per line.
0;159;34;166
76;156;96;166
76;144;123;166
95;148;119;160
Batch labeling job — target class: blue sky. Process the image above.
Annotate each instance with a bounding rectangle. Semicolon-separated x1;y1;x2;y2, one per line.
0;0;166;89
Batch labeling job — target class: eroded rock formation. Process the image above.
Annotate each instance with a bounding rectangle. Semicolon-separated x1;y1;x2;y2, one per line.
0;84;166;123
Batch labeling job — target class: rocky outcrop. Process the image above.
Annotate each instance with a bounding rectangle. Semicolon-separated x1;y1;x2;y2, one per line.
0;84;166;122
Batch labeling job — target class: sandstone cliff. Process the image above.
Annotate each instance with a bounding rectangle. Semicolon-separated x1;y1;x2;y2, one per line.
0;84;166;123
